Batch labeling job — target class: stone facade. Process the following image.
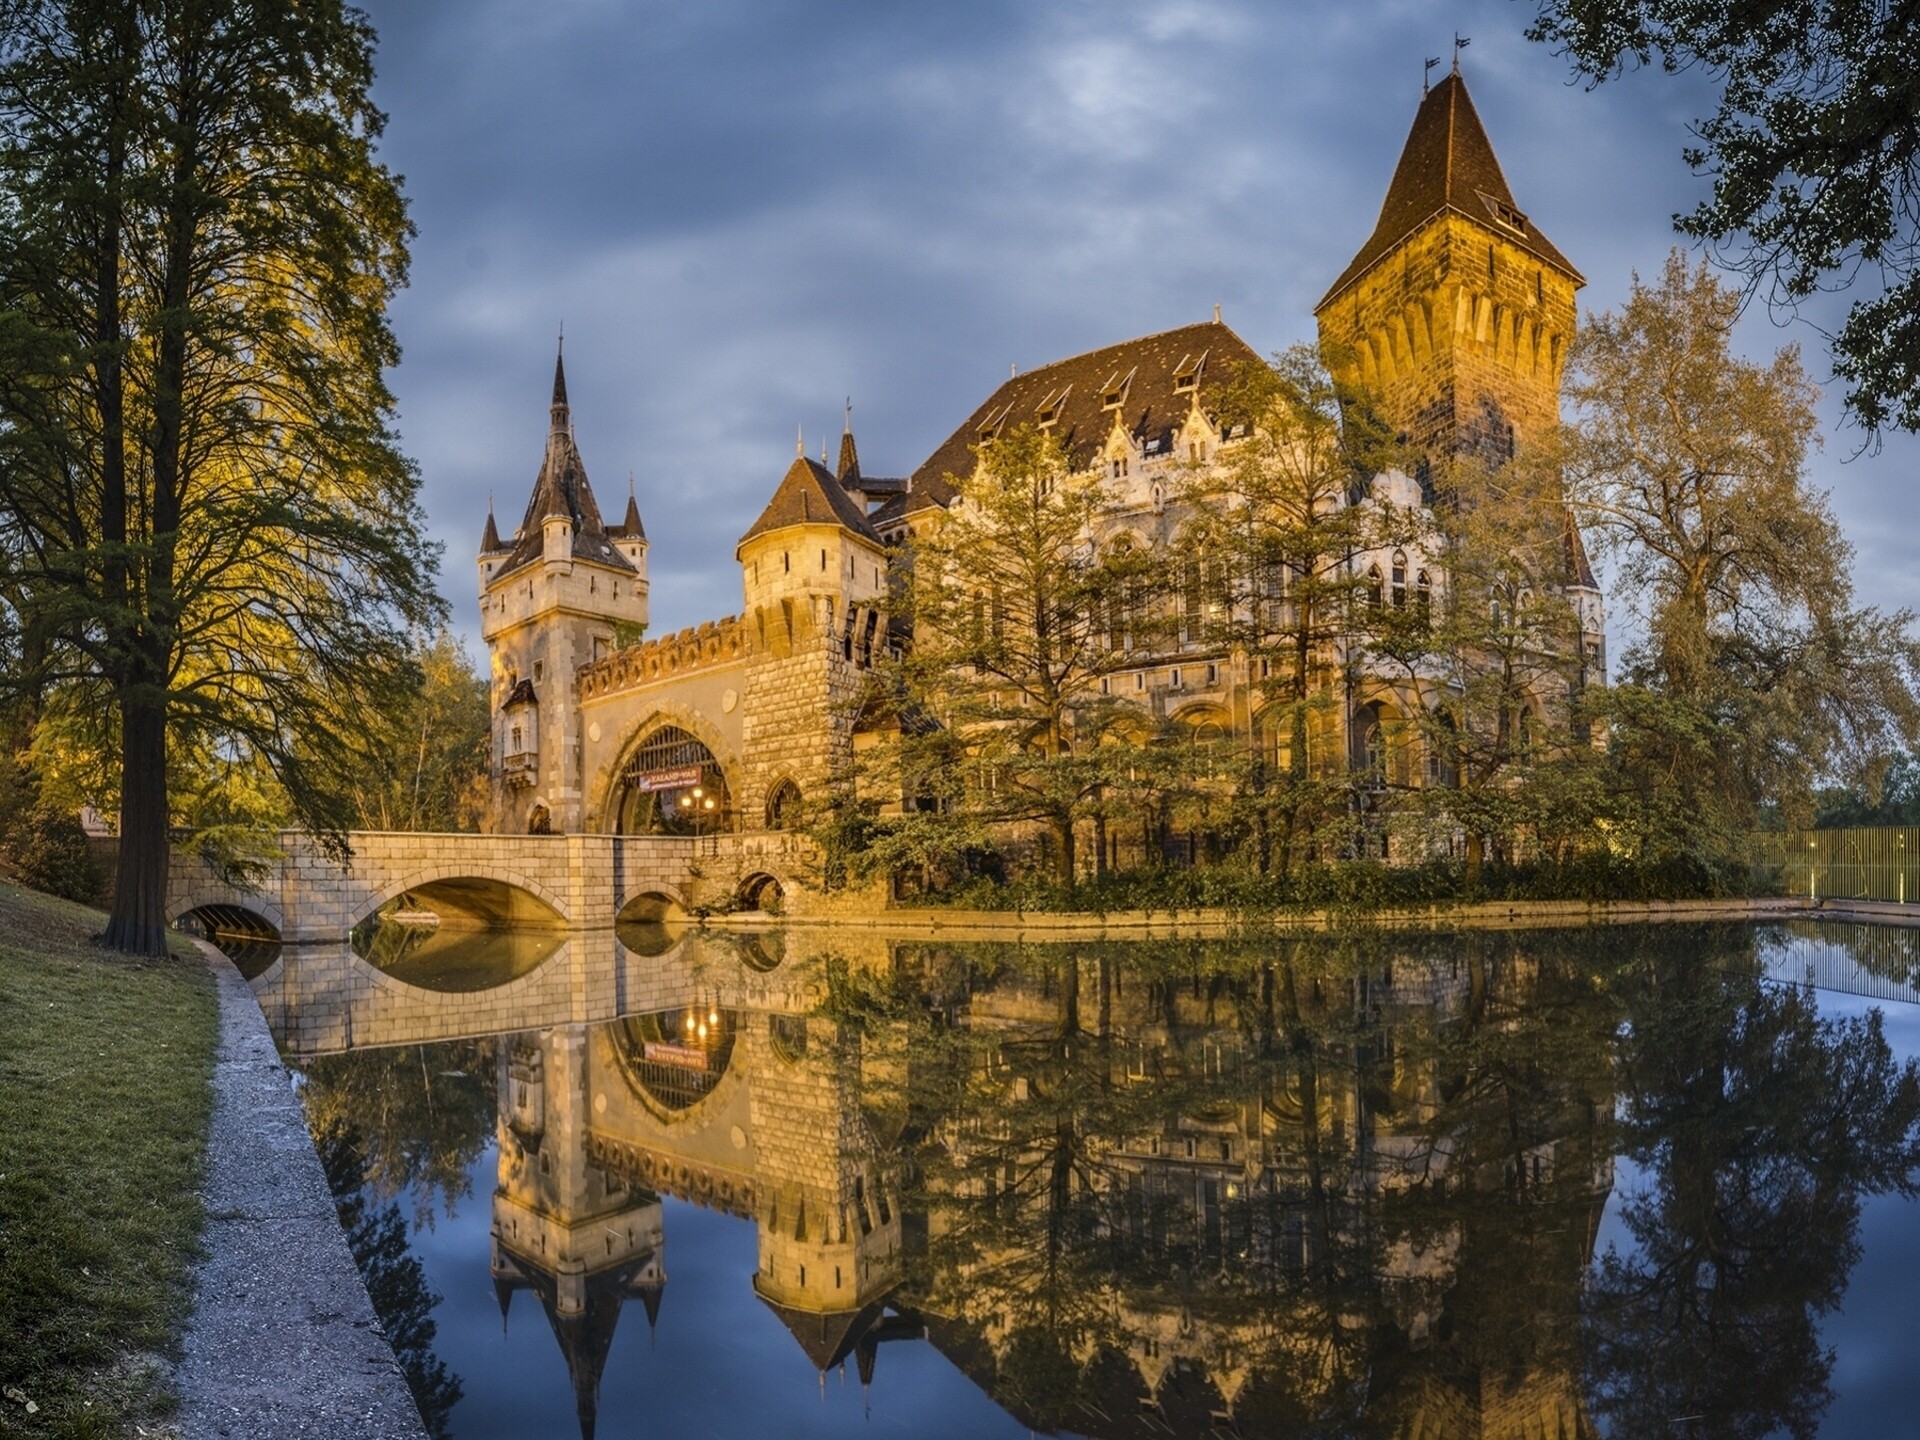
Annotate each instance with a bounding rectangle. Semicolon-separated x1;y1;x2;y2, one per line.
480;70;1605;859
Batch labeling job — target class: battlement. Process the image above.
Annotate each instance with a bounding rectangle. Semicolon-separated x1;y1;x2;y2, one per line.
579;615;751;698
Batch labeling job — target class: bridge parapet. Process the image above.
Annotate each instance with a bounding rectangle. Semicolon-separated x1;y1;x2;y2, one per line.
168;828;813;944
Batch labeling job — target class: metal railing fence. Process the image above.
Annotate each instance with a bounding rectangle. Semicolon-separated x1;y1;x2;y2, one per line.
1756;826;1920;904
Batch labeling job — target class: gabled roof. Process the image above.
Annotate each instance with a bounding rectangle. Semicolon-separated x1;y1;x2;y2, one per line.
1317;72;1582;312
738;454;883;549
491;351;638;582
910;319;1263;498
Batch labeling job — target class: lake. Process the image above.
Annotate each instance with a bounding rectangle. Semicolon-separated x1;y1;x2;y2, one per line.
237;919;1920;1440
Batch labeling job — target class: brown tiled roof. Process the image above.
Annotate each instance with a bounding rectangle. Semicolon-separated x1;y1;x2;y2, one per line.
481;507;504;553
738;454;883;549
612;490;646;542
1317;73;1582;312
910;320;1264;494
756;1295;889;1373
492;352;638;581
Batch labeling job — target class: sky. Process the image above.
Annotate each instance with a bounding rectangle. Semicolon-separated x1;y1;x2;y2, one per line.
354;0;1920;657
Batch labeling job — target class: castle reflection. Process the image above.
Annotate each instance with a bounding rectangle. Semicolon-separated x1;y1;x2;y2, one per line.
282;922;1920;1440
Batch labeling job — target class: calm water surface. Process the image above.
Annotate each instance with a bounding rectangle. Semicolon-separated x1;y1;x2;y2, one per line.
243;920;1920;1440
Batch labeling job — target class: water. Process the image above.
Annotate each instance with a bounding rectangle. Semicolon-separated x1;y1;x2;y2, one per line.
243;921;1920;1440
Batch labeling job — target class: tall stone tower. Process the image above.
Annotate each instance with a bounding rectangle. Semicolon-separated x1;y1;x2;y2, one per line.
1315;70;1583;473
1317;69;1605;675
733;449;889;826
480;351;649;834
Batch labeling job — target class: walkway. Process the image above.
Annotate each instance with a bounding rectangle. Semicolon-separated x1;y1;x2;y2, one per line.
171;944;427;1439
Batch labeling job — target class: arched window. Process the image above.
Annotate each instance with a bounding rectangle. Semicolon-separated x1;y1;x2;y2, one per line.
765;778;803;830
527;804;552;835
1391;551;1407;608
1366;566;1384;610
1416;570;1432;621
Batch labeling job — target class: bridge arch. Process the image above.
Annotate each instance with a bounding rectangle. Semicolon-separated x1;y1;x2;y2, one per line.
352;867;569;932
170;884;286;941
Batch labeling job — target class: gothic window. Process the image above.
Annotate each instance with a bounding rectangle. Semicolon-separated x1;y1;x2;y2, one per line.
765;778;803;830
1416;570;1432;621
1391;551;1407;608
1366;566;1384;610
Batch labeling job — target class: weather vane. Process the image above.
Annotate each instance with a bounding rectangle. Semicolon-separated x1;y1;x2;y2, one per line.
1424;54;1440;94
1453;33;1470;74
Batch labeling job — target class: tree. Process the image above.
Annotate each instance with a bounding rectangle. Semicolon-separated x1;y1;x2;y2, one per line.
1529;0;1920;432
0;0;438;951
1182;346;1397;874
350;628;490;834
890;424;1157;883
1370;450;1597;879
1564;254;1920;849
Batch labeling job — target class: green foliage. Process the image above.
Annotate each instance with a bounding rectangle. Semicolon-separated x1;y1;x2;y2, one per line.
0;0;440;950
348;629;491;834
1528;0;1920;431
1566;254;1920;851
8;802;99;903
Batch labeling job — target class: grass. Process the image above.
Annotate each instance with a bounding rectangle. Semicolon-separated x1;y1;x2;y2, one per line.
0;883;217;1440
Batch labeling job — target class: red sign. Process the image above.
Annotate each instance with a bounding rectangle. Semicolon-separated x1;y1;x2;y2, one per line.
643;1041;711;1072
634;765;704;793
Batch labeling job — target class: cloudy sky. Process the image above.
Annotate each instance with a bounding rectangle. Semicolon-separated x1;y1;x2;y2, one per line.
355;0;1920;655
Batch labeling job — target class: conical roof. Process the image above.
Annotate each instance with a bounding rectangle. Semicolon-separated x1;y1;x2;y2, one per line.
1317;72;1581;311
491;351;637;581
837;426;861;486
481;507;504;554
738;455;881;550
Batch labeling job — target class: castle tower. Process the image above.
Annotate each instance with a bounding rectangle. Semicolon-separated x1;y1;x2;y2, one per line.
491;1025;665;1440
734;448;889;828
1316;70;1605;677
1315;71;1583;473
480;350;650;833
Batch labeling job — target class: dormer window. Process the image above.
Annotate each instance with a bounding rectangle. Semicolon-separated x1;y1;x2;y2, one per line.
1477;190;1528;236
976;403;1010;442
1173;350;1206;392
1100;368;1135;411
1035;386;1069;427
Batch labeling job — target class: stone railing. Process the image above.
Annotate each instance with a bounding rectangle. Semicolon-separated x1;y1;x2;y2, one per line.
579;614;752;697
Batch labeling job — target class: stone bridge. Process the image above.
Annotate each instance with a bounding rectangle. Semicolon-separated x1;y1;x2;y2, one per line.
167;829;809;944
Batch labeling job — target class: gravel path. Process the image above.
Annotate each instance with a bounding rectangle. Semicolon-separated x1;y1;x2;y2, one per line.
171;944;428;1440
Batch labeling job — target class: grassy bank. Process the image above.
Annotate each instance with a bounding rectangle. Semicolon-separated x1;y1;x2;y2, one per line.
0;883;217;1439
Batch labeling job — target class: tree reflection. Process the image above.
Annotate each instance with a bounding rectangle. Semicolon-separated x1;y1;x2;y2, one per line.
301;1039;498;1219
1587;928;1920;1440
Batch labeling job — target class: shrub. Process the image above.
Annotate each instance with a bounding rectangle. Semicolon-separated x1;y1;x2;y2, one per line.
12;804;103;903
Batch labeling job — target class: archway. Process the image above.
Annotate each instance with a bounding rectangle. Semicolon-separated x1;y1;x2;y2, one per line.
175;904;283;979
613;1007;738;1115
610;724;734;835
737;872;784;914
764;778;803;830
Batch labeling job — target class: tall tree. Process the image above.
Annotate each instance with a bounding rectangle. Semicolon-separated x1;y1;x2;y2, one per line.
0;0;437;951
891;424;1157;883
1528;0;1920;432
1565;254;1920;850
1181;346;1397;874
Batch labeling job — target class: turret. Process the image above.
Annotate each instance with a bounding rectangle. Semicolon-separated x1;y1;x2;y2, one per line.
478;344;649;833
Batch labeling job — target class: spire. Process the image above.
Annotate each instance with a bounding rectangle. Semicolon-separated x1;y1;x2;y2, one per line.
486;348;637;582
836;399;861;485
550;339;570;433
482;496;503;553
617;473;645;540
1316;69;1580;311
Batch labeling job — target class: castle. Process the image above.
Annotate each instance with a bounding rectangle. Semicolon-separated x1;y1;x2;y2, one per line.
479;72;1604;852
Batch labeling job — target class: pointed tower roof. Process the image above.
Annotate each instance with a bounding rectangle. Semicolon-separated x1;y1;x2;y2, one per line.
491;348;637;582
481;505;504;554
758;1298;889;1373
1317;72;1581;312
836;410;861;486
738;455;882;551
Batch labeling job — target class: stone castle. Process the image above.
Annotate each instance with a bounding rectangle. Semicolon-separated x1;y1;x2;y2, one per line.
479;71;1604;849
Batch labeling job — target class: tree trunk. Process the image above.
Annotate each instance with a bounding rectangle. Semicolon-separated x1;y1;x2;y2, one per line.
103;689;168;954
1465;831;1484;892
1051;813;1076;886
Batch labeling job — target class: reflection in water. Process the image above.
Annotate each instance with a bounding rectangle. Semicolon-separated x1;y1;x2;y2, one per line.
277;923;1920;1440
351;915;564;992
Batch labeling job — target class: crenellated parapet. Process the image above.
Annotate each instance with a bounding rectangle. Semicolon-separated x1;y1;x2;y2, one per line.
579;615;752;698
